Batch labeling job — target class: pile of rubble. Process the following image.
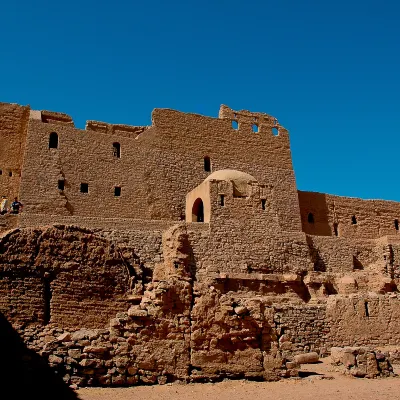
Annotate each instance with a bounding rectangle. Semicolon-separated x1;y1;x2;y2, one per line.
331;347;395;378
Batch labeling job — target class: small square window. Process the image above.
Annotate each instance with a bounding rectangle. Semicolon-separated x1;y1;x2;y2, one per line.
58;180;65;191
80;183;89;193
114;186;121;197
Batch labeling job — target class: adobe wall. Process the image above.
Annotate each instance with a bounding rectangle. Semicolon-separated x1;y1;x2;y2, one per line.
273;294;400;354
325;295;400;347
0;226;133;328
299;191;400;239
18;105;302;231
0;102;30;199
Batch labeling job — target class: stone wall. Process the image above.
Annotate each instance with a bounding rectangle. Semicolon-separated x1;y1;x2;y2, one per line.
18;105;301;232
299;191;400;239
0;102;30;199
0;226;134;328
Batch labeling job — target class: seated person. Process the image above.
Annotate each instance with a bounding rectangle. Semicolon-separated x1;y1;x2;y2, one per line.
10;198;23;214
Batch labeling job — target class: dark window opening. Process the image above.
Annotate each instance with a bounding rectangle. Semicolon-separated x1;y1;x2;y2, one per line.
364;301;369;318
113;142;121;158
192;198;204;222
395;219;399;231
272;127;279;136
232;120;238;130
44;277;52;324
8;171;12;177
114;186;121;196
80;183;89;193
252;124;258;133
204;156;211;172
261;199;266;210
49;132;58;149
352;215;357;225
308;213;314;224
333;223;339;236
58;180;65;190
0;170;2;175
353;256;364;270
220;195;225;206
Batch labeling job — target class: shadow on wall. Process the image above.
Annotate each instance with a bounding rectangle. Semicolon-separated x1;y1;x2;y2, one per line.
299;192;333;236
0;313;78;400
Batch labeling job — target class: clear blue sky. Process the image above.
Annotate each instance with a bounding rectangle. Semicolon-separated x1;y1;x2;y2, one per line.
1;1;399;201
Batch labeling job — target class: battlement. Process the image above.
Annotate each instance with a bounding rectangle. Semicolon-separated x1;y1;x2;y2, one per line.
85;120;149;138
219;104;288;137
30;109;75;126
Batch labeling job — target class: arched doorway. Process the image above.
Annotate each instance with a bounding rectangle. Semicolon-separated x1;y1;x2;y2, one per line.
192;198;204;222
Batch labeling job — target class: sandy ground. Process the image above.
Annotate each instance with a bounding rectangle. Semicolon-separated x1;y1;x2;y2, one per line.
77;358;400;400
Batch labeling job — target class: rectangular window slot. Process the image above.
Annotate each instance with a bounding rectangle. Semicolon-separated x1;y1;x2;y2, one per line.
80;183;89;193
220;195;225;206
58;180;65;191
114;187;121;197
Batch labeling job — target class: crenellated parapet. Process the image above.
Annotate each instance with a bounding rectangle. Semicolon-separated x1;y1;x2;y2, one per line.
219;104;288;137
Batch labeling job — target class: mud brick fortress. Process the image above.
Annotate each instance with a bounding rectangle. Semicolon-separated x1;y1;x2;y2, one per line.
1;101;400;386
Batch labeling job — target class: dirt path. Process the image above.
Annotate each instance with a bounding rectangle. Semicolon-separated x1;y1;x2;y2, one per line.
77;358;400;400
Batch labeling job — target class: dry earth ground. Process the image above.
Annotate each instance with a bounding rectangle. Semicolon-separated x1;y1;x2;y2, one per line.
77;357;400;400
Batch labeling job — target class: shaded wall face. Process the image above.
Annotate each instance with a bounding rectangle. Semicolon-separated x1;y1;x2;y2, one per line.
0;103;29;199
299;190;400;239
19;108;302;231
326;296;400;347
0;227;131;328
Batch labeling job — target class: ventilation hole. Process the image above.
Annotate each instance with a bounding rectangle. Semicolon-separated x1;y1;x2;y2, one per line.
272;127;279;136
114;186;121;197
364;301;369;317
113;142;121;158
8;171;12;177
351;215;357;224
220;195;225;206
308;213;314;223
58;180;65;191
80;183;89;193
232;120;238;130
204;156;211;172
49;132;58;149
261;199;266;210
0;170;2;175
252;124;258;133
395;219;399;231
333;223;339;236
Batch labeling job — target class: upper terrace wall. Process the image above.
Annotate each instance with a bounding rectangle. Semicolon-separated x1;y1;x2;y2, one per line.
18;105;302;231
299;190;400;239
0;103;30;199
